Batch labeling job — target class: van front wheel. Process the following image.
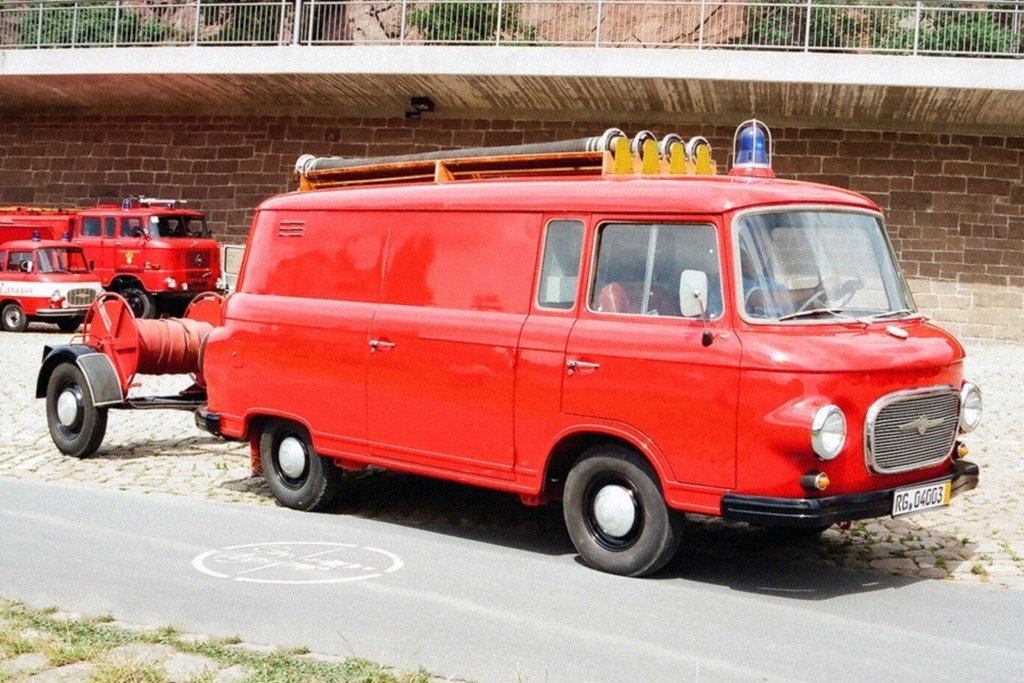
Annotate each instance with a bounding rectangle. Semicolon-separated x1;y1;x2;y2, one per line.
563;446;682;577
260;420;342;511
2;303;27;332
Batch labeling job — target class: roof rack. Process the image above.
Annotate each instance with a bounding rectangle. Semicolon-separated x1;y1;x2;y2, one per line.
293;128;720;191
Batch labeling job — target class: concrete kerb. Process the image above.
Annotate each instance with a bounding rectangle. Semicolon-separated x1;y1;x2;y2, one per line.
1;330;1021;589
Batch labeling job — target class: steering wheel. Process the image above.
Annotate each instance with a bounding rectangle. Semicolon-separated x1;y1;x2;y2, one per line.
795;277;862;314
795;287;829;314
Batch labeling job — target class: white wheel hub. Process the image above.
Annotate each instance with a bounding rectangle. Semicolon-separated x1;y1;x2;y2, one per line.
56;389;81;427
278;436;308;479
592;484;637;538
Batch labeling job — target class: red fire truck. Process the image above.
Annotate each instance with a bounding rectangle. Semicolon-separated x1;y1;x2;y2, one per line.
0;198;221;318
36;122;982;577
0;234;102;332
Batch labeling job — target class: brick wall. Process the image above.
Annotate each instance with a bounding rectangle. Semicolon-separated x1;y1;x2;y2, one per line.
2;114;1021;341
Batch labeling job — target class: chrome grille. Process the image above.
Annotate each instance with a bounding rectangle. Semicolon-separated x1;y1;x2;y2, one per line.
66;288;97;307
865;387;960;474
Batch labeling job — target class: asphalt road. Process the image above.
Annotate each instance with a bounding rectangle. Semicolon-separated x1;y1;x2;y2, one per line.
2;479;1022;683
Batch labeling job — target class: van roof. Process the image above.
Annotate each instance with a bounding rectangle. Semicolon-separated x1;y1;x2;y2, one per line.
259;175;879;216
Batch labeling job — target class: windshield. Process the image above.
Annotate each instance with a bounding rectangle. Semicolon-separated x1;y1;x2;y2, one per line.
735;210;916;322
36;248;90;274
147;215;209;238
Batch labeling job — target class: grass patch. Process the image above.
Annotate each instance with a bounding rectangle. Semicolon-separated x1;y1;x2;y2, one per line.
0;599;435;683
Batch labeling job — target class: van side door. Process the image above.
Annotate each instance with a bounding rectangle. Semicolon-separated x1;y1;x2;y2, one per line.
513;218;586;484
562;220;741;493
366;211;539;481
75;216;115;286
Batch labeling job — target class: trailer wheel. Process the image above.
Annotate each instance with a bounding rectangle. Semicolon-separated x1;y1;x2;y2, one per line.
260;420;342;511
563;445;683;577
45;363;108;458
120;286;155;319
2;302;28;332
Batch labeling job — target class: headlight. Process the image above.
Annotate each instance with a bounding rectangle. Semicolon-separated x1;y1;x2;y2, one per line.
50;290;62;302
811;405;846;460
165;277;178;289
959;382;982;433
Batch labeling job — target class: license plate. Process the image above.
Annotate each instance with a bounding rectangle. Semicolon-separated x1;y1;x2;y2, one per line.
892;480;951;518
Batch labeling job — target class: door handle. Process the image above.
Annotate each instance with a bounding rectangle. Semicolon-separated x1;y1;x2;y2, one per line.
566;359;600;376
369;339;396;353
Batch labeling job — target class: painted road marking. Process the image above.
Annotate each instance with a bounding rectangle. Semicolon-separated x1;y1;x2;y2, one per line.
191;541;403;584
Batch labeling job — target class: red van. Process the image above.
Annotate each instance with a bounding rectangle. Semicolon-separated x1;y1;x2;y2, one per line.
190;122;982;576
0;237;102;332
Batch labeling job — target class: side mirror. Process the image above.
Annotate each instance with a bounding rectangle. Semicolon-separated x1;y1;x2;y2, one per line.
20;260;33;273
679;269;708;318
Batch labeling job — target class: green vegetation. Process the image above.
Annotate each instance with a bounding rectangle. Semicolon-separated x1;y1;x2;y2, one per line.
407;2;536;44
18;1;172;47
742;0;1023;55
0;599;433;683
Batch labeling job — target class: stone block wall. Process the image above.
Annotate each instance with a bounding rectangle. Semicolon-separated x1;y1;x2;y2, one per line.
1;114;1021;340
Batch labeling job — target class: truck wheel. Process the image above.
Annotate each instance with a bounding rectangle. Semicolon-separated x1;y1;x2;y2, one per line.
260;420;342;511
1;303;28;332
45;363;108;458
563;445;683;577
56;318;81;333
121;287;155;319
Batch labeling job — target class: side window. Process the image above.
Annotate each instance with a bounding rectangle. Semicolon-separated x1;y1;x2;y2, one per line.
536;219;583;310
6;251;34;273
590;223;722;318
0;251;6;271
104;217;117;238
121;218;143;237
81;218;101;237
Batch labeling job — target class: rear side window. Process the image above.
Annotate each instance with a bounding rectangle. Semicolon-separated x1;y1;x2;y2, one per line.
536;219;584;310
590;222;722;318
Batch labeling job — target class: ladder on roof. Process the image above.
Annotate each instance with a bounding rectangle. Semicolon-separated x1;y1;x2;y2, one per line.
293;129;719;191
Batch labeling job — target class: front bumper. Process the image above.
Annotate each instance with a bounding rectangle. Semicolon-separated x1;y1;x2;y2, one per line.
34;308;88;318
721;460;979;528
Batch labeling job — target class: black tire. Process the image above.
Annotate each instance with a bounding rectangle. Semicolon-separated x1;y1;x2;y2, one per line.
56;318;82;333
260;419;342;511
45;363;108;458
120;286;155;319
563;445;683;577
1;302;28;332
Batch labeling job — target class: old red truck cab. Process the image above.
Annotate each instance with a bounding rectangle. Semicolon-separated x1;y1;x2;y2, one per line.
37;122;982;577
1;199;221;318
0;236;102;332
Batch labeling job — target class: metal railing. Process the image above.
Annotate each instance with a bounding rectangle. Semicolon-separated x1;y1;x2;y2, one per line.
1;1;1021;57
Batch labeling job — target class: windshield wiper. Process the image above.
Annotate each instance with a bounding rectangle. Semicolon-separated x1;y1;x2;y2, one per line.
864;309;922;322
777;308;860;322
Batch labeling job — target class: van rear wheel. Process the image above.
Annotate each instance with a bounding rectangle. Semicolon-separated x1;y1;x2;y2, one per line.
260;420;342;511
563;445;683;577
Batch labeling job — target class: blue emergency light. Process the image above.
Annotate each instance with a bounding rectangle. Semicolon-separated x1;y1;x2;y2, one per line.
731;119;774;177
32;230;40;241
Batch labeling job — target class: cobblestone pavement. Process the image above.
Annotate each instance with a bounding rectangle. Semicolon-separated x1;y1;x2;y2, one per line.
1;327;1022;589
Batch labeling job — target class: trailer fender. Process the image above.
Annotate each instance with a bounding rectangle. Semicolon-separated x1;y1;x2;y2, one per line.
36;344;125;407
